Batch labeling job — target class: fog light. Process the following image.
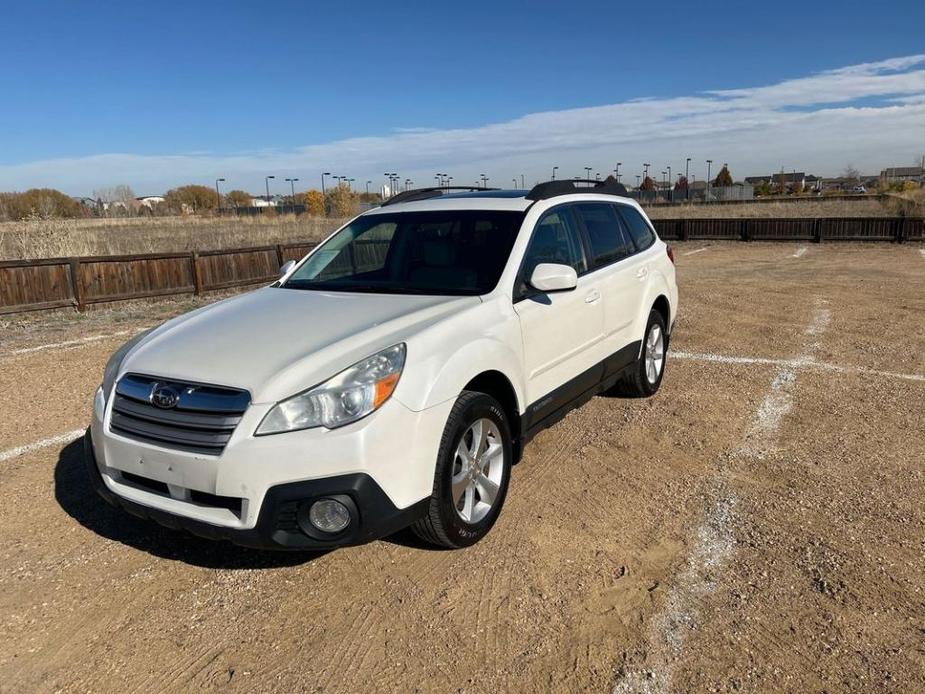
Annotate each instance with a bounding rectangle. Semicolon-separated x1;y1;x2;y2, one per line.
308;499;351;533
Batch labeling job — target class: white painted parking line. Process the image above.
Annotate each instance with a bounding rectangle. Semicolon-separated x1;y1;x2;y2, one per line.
683;247;709;256
0;429;84;463
672;350;925;383
792;246;808;258
8;326;149;356
614;303;830;693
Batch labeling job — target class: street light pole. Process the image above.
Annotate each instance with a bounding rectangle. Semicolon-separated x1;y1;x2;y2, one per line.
284;177;299;207
365;180;371;196
512;178;518;188
615;162;621;182
584;166;592;183
265;175;275;205
552;166;558;180
215;177;225;212
666;166;671;201
686;157;691;200
706;160;713;202
520;174;524;188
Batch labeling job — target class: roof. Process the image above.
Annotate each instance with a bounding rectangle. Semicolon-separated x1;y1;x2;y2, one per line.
745;172;807;184
880;166;923;177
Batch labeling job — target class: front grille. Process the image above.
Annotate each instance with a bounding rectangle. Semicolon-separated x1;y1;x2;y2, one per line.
110;374;250;455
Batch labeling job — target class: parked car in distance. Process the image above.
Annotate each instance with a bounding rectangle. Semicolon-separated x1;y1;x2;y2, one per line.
85;179;678;550
852;185;867;193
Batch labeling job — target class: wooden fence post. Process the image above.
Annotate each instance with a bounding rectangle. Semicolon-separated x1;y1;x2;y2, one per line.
894;218;906;244
680;219;688;241
190;252;202;295
68;258;85;312
740;219;750;242
812;218;822;244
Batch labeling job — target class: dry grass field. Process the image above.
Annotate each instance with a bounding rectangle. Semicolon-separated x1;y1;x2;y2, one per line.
0;215;345;260
1;191;921;261
0;242;923;693
644;196;912;219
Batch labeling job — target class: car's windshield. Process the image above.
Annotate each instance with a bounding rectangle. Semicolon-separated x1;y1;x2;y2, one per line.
282;210;525;295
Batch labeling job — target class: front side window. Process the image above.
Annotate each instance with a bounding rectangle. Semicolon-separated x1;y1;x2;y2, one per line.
283;210;524;295
516;207;587;298
617;205;656;251
573;203;632;268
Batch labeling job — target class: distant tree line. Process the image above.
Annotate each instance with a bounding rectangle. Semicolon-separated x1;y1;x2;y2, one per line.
0;180;379;221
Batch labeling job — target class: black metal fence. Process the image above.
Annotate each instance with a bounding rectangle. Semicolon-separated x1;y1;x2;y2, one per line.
651;217;923;243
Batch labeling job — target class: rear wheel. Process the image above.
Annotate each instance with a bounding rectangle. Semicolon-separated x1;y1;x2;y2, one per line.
411;391;512;548
609;309;667;397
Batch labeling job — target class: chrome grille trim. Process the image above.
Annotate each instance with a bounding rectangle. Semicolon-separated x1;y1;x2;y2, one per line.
110;374;250;455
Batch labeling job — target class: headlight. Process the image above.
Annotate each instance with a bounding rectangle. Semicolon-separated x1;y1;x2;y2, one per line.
256;344;405;435
101;329;153;402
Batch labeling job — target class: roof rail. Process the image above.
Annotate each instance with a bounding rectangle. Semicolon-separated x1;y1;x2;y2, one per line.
381;186;500;206
526;179;629;201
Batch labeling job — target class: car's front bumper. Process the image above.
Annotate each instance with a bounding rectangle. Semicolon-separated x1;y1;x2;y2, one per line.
84;430;428;550
87;387;452;550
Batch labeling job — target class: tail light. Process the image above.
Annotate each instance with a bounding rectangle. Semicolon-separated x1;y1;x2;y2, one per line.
666;244;675;264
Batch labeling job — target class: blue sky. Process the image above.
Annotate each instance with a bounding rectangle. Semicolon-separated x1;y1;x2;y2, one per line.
1;1;924;194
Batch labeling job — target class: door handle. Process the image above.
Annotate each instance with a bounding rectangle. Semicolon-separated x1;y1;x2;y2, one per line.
636;267;649;280
585;289;601;304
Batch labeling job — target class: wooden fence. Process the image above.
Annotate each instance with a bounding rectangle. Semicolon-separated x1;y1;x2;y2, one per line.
1;217;922;315
0;241;317;315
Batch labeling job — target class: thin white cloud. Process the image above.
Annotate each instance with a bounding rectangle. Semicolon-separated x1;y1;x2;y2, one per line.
1;55;924;194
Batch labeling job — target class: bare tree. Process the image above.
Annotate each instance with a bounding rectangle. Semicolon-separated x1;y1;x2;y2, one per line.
92;185;137;216
841;165;860;181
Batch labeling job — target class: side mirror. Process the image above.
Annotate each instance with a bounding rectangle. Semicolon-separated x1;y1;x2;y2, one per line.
279;259;296;277
529;263;578;293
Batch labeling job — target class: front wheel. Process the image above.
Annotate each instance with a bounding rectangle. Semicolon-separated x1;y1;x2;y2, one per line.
609;309;668;397
411;391;512;548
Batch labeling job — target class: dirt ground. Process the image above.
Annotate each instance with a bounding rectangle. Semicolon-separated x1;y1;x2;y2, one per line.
0;242;923;693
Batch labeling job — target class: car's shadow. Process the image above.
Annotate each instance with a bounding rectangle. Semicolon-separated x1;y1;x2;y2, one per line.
54;439;323;570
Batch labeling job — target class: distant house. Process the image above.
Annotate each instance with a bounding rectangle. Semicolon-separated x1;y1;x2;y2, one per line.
879;166;923;182
745;172;810;193
136;195;165;209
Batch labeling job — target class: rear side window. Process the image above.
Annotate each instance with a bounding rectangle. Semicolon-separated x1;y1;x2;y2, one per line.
617;205;656;251
573;203;632;268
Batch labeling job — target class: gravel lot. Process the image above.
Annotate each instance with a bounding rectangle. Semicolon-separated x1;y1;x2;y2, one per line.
0;242;923;693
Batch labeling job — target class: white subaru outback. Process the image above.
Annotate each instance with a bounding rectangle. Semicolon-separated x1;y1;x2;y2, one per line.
85;180;677;550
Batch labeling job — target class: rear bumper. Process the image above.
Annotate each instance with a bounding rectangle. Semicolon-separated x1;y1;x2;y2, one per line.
83;430;428;550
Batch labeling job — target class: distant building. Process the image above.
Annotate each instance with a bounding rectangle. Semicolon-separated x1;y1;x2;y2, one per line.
879;166;923;182
136;195;165;209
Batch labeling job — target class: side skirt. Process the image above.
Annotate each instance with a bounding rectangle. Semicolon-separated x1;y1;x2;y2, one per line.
519;340;641;446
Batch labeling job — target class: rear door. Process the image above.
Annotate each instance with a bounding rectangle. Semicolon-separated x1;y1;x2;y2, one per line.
514;205;605;419
572;203;647;374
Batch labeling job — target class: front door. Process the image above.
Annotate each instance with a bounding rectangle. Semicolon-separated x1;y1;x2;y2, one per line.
514;205;605;423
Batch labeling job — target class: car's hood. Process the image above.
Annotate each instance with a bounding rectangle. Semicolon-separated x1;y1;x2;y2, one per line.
121;287;479;403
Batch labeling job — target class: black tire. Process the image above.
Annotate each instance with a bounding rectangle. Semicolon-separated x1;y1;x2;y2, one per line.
609;309;668;398
411;390;512;548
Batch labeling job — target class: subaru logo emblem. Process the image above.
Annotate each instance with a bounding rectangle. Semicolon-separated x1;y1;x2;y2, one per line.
150;384;180;409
